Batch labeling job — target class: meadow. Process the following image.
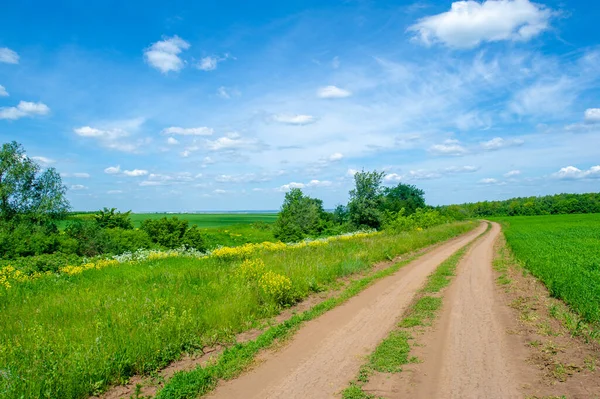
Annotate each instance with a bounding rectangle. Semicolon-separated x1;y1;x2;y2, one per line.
0;222;475;399
496;213;600;323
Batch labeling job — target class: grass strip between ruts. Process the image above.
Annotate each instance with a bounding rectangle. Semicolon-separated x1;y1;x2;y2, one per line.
156;223;483;399
341;222;491;399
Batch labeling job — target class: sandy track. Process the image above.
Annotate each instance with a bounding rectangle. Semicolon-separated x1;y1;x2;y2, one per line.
207;222;488;399
407;222;533;399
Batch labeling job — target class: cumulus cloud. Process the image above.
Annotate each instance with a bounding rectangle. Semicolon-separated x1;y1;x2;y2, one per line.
139;172;195;186
317;85;352;98
429;139;468;156
31;156;55;165
584;108;600;124
271;114;317;125
307;179;332;187
479;178;498;184
0;101;50;120
278;182;306;191
553;165;600;180
162;126;214;136
0;47;19;64
206;133;264;152
480;137;525;151
104;165;121;174
408;0;553;49
347;169;359;177
0;85;8;97
107;190;123;194
122;169;148;177
144;36;190;73
215;173;270;184
504;170;521;177
384;165;479;183
167;137;179;145
384;173;403;183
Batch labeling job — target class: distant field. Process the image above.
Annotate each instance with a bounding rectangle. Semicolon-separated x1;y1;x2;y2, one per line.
495;213;600;323
62;212;278;228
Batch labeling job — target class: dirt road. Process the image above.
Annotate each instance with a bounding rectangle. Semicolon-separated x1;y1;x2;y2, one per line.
396;222;534;399
207;222;488;399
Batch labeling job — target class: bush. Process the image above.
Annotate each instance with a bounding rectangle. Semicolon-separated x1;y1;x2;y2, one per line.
181;226;206;251
0;252;81;274
64;220;110;257
0;221;62;259
94;208;134;229
140;217;189;249
385;208;450;233
103;228;153;254
273;189;329;242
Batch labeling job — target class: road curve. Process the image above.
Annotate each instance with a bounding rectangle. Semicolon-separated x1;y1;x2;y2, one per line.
207;222;488;399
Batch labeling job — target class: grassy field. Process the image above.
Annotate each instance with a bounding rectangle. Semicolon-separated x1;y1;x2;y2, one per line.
496;214;600;323
0;222;475;399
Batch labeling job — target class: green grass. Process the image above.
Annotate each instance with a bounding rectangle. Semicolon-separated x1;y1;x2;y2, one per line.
494;214;600;323
0;222;476;399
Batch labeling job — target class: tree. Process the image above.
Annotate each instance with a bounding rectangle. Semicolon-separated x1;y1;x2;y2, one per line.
380;183;425;215
273;188;328;242
347;170;386;229
0;141;69;222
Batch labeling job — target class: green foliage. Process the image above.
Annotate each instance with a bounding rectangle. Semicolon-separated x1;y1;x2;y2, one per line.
369;330;412;372
0;221;64;258
380;183;425;214
347;170;386;229
442;192;600;218
385;208;449;233
102;228;153;254
273;188;330;242
498;214;600;323
0;141;70;223
141;217;189;249
64;220;110;257
0;252;81;274
0;222;475;398
94;207;134;229
180;226;206;251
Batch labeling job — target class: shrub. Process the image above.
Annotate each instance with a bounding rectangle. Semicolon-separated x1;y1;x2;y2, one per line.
273;188;329;242
181;225;206;251
385;208;449;233
0;252;82;274
103;228;153;254
0;221;62;259
140;217;189;249
94;207;134;229
64;220;109;257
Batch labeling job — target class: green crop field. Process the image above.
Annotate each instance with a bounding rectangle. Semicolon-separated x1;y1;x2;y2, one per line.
496;213;600;323
0;222;474;399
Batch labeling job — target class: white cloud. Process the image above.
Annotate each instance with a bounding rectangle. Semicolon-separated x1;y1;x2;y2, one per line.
384;173;403;183
584;108;600;124
504;170;521;177
0;101;50;120
104;165;121;174
144;36;190;73
167;137;179;145
217;86;232;99
180;150;191;157
107;190;122;194
139;180;163;186
0;48;19;64
347;169;359;177
307;179;332;187
480;137;525;151
212;189;228;195
443;165;479;173
198;54;231;71
74;118;146;153
271;114;317;125
122;169;148;177
206;133;264;152
409;0;552;49
509;78;575;117
553;165;600;180
31;156;55;165
198;56;218;71
0;85;8;97
329;152;343;161
429;139;468;156
278;182;306;191
479;178;498;184
162;126;214;136
70;184;88;190
317;85;352;99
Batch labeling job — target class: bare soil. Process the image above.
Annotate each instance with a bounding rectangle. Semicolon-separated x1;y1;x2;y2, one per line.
206;222;488;399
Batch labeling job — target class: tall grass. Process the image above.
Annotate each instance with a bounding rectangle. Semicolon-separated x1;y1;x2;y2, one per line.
0;222;474;399
497;214;600;323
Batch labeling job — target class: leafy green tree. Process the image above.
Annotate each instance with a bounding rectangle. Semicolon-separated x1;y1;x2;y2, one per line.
94;207;134;229
0;141;69;222
347;170;386;229
140;217;189;249
273;188;328;242
380;183;425;214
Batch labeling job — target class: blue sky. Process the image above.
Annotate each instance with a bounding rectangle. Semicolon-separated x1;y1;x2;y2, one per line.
1;0;599;211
